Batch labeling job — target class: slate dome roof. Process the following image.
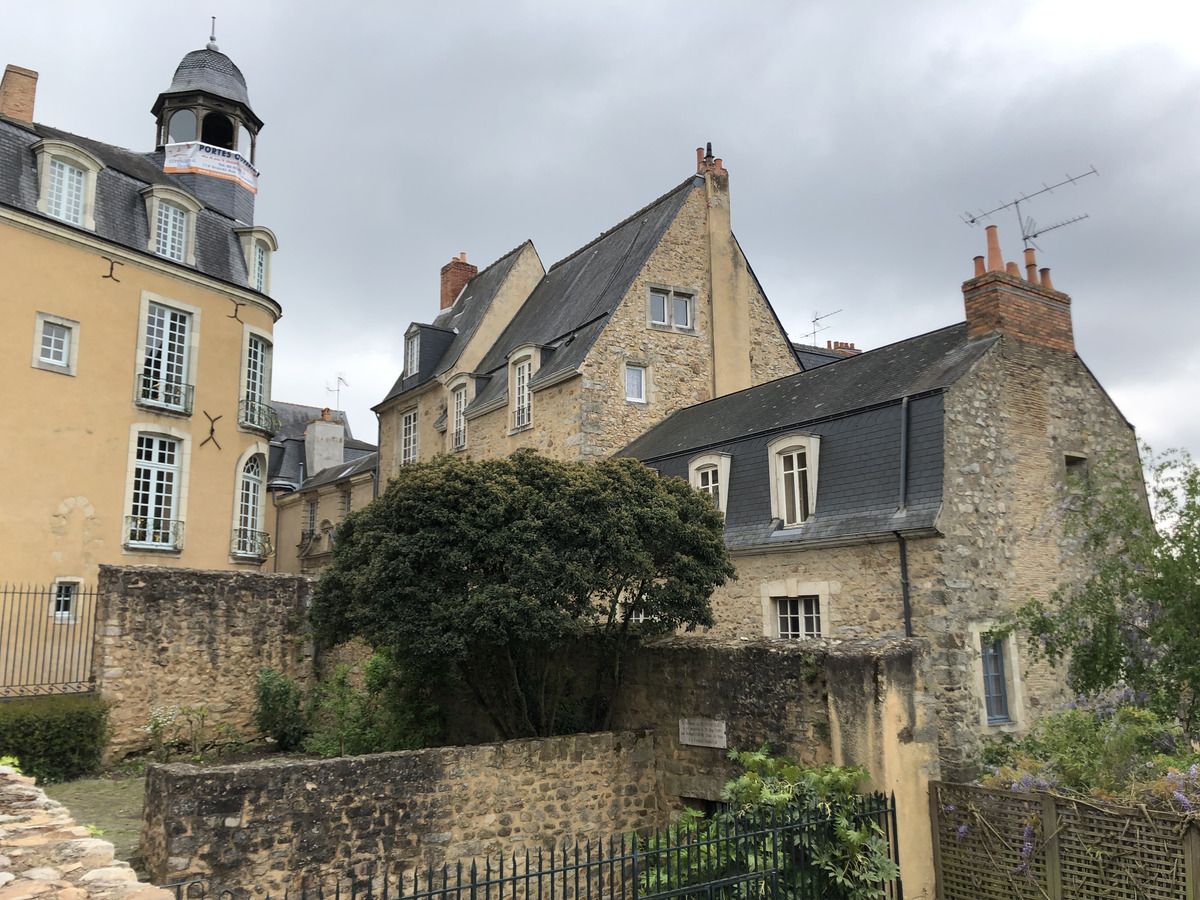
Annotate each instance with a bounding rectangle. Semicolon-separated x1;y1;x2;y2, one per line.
164;47;251;107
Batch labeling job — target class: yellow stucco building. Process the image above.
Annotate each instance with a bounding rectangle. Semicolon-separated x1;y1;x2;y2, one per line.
0;40;281;607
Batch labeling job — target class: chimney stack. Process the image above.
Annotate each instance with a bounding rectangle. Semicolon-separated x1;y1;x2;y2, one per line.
440;252;477;310
305;412;345;478
962;227;1074;353
0;65;38;123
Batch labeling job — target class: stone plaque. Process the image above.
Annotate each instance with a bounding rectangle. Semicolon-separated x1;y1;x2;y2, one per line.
679;717;727;748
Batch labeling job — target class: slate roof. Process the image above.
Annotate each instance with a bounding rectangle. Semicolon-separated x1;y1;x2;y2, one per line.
299;452;378;493
0;115;264;291
621;323;996;461
467;176;701;411
267;403;376;492
792;344;845;370
617;324;1000;550
163;48;251;107
376;243;530;408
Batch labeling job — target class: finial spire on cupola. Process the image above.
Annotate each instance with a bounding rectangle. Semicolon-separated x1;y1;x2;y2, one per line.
207;17;219;51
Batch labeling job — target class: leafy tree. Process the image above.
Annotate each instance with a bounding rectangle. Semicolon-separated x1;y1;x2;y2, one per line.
311;451;733;739
1016;446;1200;730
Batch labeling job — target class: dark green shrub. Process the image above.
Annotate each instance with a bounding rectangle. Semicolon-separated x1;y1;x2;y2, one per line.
252;667;307;751
0;694;110;783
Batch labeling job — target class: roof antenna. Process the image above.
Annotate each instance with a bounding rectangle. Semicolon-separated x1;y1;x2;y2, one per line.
803;309;842;347
207;17;219;51
961;167;1098;251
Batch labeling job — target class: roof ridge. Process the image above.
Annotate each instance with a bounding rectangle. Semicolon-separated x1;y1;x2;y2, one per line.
475;239;532;278
547;175;699;273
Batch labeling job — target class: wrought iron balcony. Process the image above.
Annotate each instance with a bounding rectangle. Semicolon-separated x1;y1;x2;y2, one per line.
124;516;185;550
452;427;467;450
239;399;281;434
512;405;531;430
231;528;273;561
137;375;194;415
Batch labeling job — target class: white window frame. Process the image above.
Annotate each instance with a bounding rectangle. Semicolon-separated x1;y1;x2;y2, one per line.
31;312;80;376
761;579;835;639
122;425;191;552
512;356;532;430
137;297;195;414
33;139;103;231
400;409;419;465
305;497;318;536
968;621;1024;732
625;363;647;403
234;455;266;558
647;284;697;333
451;383;468;450
688;452;731;513
404;329;420;378
234;226;279;294
50;577;84;624
767;433;820;527
237;324;274;433
140;185;202;266
775;595;823;640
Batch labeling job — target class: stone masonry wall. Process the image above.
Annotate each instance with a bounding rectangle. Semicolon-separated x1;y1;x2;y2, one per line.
0;765;171;900
142;731;660;891
95;566;313;758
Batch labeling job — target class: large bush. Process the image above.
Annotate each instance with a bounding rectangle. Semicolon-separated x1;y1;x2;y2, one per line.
0;694;110;783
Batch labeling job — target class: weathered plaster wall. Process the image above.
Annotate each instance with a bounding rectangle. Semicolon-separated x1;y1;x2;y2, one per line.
142;731;660;891
94;565;313;757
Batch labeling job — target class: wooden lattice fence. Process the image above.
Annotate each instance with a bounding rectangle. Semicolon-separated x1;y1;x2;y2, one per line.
930;780;1200;899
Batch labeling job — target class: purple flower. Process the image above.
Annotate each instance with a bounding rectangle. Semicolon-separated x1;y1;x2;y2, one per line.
942;805;956;814
1174;792;1193;812
956;824;969;841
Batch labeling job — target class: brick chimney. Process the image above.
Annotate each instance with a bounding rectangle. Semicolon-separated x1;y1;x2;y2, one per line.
963;225;1074;354
0;65;38;123
440;252;477;310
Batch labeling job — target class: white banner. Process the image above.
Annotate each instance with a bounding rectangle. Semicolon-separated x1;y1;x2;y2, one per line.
163;142;258;193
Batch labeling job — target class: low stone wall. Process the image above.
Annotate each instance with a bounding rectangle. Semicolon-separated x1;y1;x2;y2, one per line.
95;566;314;757
0;765;170;900
142;730;659;890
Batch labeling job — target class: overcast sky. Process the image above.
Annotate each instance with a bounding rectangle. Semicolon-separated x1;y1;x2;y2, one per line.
8;0;1198;456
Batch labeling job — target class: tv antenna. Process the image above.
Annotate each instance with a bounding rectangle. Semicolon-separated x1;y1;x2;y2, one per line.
803;309;842;347
326;374;349;410
961;167;1098;251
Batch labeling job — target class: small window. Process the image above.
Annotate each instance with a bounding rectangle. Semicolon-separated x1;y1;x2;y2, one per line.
305;498;318;536
401;409;419;465
156;201;188;261
46;158;85;225
981;634;1010;723
1065;454;1089;486
688;452;731;513
625;364;646;402
647;286;695;332
404;332;420;378
253;243;268;292
52;581;77;623
776;596;822;640
140;186;201;266
341;488;353;518
697;466;719;500
31;312;79;375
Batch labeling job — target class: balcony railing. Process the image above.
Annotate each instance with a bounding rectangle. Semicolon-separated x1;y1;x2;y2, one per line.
239;398;281;434
138;375;194;415
124;516;185;550
513;404;531;430
452;426;467;450
231;528;273;561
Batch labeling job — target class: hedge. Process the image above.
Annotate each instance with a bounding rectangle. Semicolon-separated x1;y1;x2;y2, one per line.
0;693;110;782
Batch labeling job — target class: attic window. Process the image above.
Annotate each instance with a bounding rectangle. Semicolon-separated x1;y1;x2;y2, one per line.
767;434;820;527
647;285;695;333
33;139;104;232
405;332;419;377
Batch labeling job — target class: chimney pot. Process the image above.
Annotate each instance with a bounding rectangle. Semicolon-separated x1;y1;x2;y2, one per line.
0;64;38;123
985;225;1004;272
826;340;832;349
1005;261;1021;277
1039;267;1054;291
322;407;330;420
1024;247;1038;282
973;255;986;277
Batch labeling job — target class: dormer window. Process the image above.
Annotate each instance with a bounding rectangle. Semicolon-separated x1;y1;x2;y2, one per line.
405;331;420;378
141;185;202;266
33;139;103;231
688;452;731;513
513;357;532;430
234;226;279;294
767;434;820;527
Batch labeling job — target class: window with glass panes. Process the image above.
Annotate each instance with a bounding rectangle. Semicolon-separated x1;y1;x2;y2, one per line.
697;465;719;503
129;435;180;546
401;410;419;465
40;321;70;365
452;387;467;449
53;583;75;622
513;359;531;428
781;448;811;525
46;158;84;225
155;201;188;261
981;635;1010;723
236;457;263;555
648;287;693;330
625;365;646;402
141;303;189;409
253;243;268;292
245;335;268;406
777;596;821;639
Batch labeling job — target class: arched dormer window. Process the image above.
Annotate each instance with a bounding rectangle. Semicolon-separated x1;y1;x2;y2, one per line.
140;185;203;266
234;226;279;294
508;345;539;433
688;452;731;513
32;139;104;231
766;433;820;527
448;377;470;451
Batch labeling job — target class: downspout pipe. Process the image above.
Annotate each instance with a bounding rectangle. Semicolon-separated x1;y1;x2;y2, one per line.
896;396;913;637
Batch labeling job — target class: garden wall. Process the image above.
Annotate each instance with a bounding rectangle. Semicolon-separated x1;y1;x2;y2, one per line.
142;730;659;890
94;566;313;757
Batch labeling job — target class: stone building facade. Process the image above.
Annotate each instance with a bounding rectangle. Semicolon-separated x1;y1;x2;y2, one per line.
620;225;1143;779
374;148;800;478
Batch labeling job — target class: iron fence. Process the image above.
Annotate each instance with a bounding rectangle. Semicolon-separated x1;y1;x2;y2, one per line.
163;794;900;900
0;583;97;698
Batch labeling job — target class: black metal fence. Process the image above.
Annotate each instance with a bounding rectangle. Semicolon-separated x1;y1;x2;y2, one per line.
0;583;97;698
164;794;901;900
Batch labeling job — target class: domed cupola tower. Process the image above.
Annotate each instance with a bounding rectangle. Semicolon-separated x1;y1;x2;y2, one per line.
151;28;264;223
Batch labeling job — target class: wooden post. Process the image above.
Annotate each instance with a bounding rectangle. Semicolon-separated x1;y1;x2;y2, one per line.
1041;793;1062;900
1184;823;1200;900
928;781;945;900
